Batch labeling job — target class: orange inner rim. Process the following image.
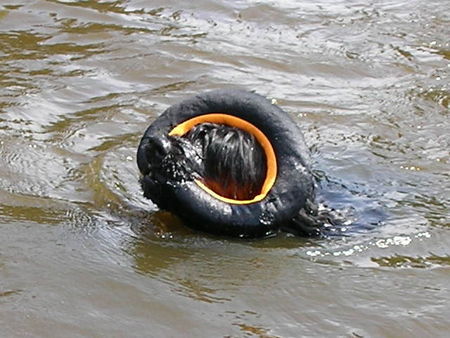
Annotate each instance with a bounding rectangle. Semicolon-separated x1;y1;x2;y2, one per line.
169;113;277;205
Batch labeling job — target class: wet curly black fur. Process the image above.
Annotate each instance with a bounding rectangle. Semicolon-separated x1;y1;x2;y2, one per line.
182;123;267;200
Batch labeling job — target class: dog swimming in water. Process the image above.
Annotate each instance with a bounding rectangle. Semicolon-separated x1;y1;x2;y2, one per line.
137;89;343;237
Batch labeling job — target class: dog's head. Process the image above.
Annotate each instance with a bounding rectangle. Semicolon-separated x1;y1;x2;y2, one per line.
139;122;267;202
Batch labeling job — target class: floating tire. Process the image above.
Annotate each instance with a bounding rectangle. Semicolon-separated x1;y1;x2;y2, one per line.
137;89;314;238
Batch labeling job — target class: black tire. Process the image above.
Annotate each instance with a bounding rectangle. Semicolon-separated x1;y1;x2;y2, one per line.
137;89;314;238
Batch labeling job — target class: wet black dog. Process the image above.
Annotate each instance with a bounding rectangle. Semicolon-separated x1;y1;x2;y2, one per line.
142;122;341;237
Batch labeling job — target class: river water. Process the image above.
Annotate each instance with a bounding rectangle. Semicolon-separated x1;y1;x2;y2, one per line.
0;0;449;337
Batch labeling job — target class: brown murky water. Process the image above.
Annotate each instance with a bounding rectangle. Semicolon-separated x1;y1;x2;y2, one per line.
1;0;449;336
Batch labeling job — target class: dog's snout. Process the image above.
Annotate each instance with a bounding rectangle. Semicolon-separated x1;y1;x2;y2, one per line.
150;137;171;159
137;136;172;175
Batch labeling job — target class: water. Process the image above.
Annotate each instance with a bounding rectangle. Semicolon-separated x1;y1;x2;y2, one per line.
0;0;449;336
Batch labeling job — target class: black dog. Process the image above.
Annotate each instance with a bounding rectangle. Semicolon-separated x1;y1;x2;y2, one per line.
141;122;341;237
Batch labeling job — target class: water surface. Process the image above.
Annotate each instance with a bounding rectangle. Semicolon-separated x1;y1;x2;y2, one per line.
0;0;449;336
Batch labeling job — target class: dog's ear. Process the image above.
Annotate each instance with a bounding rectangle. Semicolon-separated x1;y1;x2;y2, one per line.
192;124;267;200
184;123;215;151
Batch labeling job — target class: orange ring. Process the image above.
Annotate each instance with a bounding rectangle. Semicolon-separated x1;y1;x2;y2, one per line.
169;113;277;205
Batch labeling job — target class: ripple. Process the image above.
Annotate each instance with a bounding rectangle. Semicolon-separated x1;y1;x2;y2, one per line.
372;254;450;269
